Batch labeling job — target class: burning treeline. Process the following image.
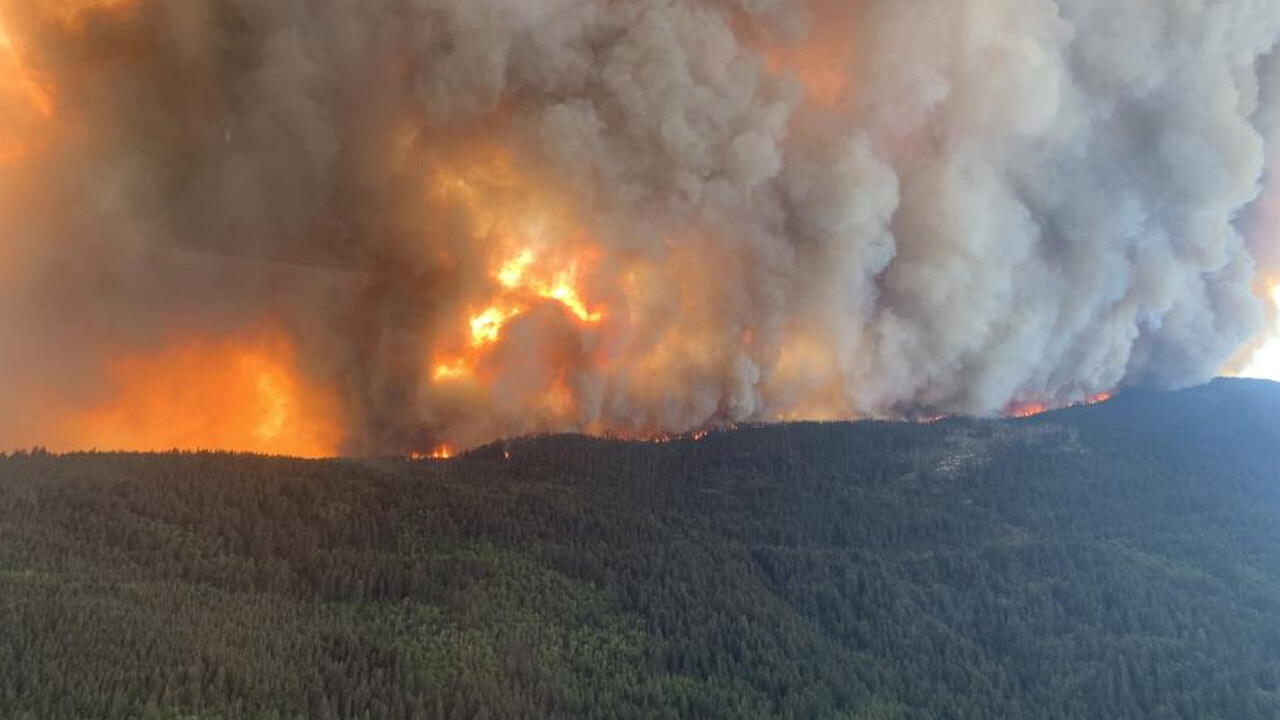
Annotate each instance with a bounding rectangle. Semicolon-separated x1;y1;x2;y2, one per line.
1;0;1278;457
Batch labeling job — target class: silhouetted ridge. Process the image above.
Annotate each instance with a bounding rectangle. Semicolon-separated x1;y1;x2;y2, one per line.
1;379;1278;719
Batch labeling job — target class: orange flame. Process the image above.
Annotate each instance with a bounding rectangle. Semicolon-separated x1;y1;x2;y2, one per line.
427;149;607;415
57;330;342;458
469;304;524;348
1007;391;1113;419
409;445;453;461
1008;402;1049;419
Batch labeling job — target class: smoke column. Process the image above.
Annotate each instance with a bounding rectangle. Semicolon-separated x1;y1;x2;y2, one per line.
1;0;1278;455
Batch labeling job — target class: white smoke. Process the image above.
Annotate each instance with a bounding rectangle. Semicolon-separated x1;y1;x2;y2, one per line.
1;0;1278;453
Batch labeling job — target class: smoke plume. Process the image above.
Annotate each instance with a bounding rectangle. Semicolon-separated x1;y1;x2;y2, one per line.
1;0;1278;455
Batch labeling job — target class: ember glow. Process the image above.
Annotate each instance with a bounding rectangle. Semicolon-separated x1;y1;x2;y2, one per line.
1;0;1278;456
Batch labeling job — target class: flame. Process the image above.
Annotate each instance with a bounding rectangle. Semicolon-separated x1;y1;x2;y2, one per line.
497;249;536;288
426;149;607;413
431;150;604;324
409;445;453;461
534;262;604;323
461;253;602;351
469;304;524;348
432;356;474;383
0;2;1202;459
57;330;342;457
1007;391;1113;419
1008;402;1049;419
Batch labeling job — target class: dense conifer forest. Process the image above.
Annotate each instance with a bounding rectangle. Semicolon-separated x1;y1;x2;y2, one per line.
1;379;1279;719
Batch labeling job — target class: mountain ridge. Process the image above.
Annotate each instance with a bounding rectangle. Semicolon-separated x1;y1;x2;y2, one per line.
1;378;1278;719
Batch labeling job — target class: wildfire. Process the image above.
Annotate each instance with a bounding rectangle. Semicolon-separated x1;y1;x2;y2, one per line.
1007;391;1113;419
624;429;715;445
534;263;603;323
432;357;473;383
56;330;342;458
409;445;453;461
469;304;524;348
461;253;601;351
497;249;536;288
1008;402;1049;419
427;150;607;412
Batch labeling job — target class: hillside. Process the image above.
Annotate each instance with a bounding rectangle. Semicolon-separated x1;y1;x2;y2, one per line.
2;379;1279;720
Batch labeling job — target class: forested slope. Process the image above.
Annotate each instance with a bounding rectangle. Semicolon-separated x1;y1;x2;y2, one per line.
1;379;1279;719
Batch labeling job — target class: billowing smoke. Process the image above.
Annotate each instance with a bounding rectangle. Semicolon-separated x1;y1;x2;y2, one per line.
1;0;1278;455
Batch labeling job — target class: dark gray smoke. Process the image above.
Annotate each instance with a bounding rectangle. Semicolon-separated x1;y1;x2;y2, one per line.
1;0;1278;454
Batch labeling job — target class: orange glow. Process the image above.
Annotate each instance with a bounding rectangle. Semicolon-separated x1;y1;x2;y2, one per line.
427;150;608;415
59;331;342;458
0;19;52;119
1008;402;1049;419
497;248;536;289
766;42;852;107
44;0;138;26
1007;390;1114;419
535;263;603;323
432;356;474;383
612;428;716;445
751;1;863;108
469;304;524;348
409;445;453;461
0;9;54;166
0;0;139;125
0;0;146;165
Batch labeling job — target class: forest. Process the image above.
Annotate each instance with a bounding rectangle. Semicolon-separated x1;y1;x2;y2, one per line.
1;378;1279;719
